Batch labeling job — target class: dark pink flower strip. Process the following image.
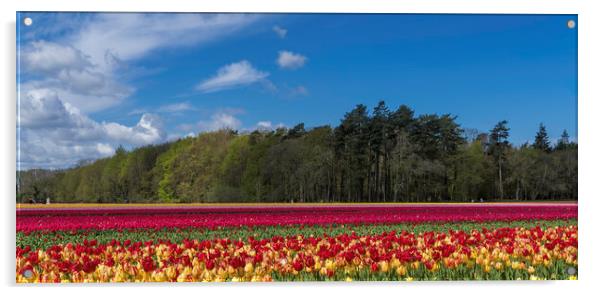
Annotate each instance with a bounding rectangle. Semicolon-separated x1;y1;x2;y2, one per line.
16;203;577;232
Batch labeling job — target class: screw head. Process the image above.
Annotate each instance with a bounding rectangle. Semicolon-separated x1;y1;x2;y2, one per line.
23;17;32;26
567;20;576;29
567;266;576;275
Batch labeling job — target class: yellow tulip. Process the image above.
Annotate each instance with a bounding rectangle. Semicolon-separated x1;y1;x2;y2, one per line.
527;266;535;274
379;261;389;272
244;262;254;273
396;266;407;276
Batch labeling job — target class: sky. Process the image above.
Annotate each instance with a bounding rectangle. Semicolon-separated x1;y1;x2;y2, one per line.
16;13;578;170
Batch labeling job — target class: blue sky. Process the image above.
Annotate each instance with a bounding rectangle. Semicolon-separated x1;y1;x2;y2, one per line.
17;13;577;169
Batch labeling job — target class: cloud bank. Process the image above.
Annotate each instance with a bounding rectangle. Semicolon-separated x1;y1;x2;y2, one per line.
18;13;261;169
18;88;164;169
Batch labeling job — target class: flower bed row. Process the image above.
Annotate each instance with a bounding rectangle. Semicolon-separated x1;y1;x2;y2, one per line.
17;203;577;232
16;224;578;282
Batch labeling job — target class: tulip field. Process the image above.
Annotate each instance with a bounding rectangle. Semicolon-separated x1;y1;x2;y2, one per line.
16;203;578;283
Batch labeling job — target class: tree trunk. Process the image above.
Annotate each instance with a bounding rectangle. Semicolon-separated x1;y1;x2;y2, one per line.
498;161;504;198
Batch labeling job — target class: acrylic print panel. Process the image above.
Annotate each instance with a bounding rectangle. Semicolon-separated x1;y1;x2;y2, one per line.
16;12;577;283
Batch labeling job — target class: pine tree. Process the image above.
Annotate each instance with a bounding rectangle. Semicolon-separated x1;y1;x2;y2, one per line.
488;120;511;198
533;123;551;152
555;129;570;151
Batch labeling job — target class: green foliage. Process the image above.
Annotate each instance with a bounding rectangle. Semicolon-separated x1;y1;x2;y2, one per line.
16;102;578;203
155;137;194;202
451;140;491;201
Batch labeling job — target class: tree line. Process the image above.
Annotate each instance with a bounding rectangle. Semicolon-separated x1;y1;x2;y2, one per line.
17;101;577;203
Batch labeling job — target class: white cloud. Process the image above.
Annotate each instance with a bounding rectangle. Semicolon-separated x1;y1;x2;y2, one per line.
71;14;260;71
248;121;286;132
128;108;148;116
103;114;164;146
157;102;195;113
96;143;115;156
21;41;91;74
277;51;307;70
256;121;273;130
128;102;195;116
20;42;133;112
18;88;73;129
261;80;279;93
196;60;269;93
18;135;112;170
198;111;242;131
290;85;309;96
273;25;287;38
158;114;289;144
165;131;198;142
